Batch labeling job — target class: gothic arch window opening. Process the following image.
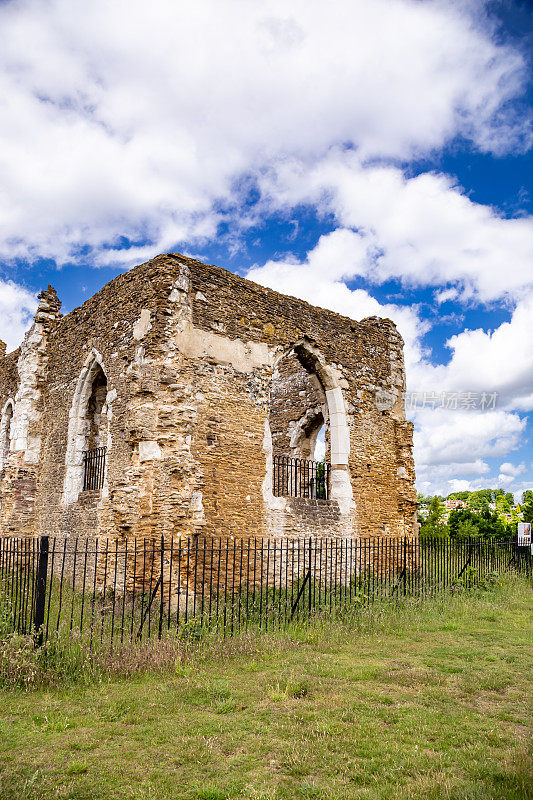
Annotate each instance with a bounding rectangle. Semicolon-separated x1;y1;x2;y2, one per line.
266;340;353;509
62;353;110;505
269;348;329;461
0;399;14;474
85;368;108;451
268;346;330;499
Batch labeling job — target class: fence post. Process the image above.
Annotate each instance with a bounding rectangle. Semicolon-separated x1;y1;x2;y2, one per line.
158;534;164;640
403;536;407;596
308;537;312;616
33;535;49;648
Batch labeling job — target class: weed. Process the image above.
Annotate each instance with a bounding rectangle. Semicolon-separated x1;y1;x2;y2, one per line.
270;674;311;701
214;697;236;714
66;760;88;775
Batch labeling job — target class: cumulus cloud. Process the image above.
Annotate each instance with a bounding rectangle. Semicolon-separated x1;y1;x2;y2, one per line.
417;460;491;495
408;291;533;411
247;230;533;411
499;462;526;478
0;280;37;352
260;153;533;304
411;407;527;495
418;459;491;484
412;409;526;466
247;228;428;366
0;0;530;266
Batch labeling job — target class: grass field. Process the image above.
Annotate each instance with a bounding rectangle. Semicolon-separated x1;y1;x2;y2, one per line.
0;577;531;800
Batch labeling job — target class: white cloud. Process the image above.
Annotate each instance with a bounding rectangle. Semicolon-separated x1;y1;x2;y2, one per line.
0;280;37;352
246;228;429;367
419;462;529;498
499;462;525;478
0;0;530;266
412;408;526;468
411;408;527;495
511;481;533;503
409;291;533;411
260;153;533;304
418;459;491;487
436;288;459;304
446;475;510;494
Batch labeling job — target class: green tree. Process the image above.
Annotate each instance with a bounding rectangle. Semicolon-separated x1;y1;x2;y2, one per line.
495;492;511;516
465;490;490;511
448;507;507;540
521;490;533;524
456;518;479;539
475;509;508;540
419;520;448;539
447;491;470;501
419;495;447;539
428;496;445;521
448;508;475;538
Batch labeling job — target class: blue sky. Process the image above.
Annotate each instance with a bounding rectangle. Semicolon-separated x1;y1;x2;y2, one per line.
0;0;532;499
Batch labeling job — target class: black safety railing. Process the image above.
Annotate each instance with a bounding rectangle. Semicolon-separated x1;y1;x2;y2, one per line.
273;455;330;499
82;447;106;491
0;536;530;650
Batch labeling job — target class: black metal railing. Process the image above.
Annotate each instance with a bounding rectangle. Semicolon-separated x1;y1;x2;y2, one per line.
0;536;530;649
82;447;106;491
273;455;330;499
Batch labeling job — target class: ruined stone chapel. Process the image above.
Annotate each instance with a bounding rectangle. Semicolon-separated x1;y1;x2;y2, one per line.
0;254;417;542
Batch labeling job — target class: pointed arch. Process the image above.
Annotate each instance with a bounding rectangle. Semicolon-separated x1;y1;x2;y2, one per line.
62;350;110;505
0;398;14;473
266;338;353;512
280;338;351;469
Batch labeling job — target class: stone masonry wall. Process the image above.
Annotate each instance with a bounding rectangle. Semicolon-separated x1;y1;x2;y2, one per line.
0;288;62;534
179;256;416;539
0;253;417;548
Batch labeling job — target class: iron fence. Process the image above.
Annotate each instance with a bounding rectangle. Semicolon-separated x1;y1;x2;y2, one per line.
82;447;106;491
273;456;330;499
1;535;530;649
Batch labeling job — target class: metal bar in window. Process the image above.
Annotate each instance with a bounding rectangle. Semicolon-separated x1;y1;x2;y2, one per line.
272;455;331;499
82;447;107;491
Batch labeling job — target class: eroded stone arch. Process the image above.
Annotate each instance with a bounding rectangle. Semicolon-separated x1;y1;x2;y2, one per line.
62;350;111;505
265;339;353;513
0;399;14;474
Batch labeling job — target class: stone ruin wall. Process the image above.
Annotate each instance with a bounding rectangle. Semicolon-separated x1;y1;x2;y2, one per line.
0;254;417;570
0;263;176;540
182;256;416;541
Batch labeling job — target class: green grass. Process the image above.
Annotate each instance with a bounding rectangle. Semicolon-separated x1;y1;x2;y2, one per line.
0;576;532;800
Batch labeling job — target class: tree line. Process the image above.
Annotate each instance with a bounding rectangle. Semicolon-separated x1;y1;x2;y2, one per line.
417;489;533;540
